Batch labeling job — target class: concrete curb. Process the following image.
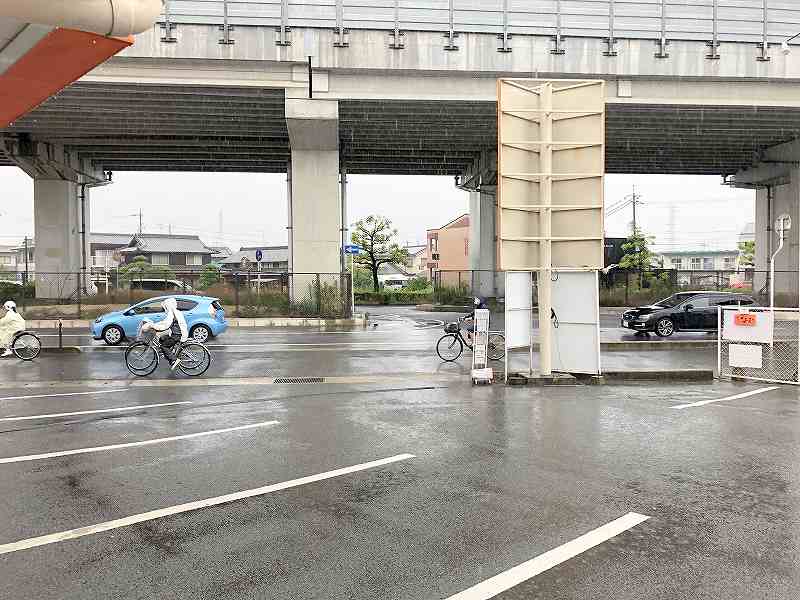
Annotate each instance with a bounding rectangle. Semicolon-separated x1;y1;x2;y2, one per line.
596;369;714;382
500;369;713;385
41;347;82;354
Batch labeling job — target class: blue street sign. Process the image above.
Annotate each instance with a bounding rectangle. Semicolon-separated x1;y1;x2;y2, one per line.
255;249;263;262
344;244;363;255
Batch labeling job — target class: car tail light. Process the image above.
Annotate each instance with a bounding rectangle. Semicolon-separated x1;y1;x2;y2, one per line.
209;304;217;318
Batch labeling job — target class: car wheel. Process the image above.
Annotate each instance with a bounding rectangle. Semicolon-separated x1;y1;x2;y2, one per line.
655;318;675;338
191;324;212;343
103;325;124;346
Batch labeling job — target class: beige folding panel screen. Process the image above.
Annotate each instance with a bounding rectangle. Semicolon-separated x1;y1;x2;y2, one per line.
497;78;605;375
497;79;605;272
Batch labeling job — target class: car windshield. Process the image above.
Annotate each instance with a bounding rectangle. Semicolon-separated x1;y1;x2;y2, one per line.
653;294;695;308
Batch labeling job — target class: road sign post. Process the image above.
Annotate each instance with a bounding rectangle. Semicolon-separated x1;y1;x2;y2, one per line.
344;245;363;314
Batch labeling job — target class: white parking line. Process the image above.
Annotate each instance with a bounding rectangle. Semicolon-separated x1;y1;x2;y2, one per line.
0;401;192;422
0;420;279;464
0;389;129;402
671;386;780;410
0;453;415;555
444;512;651;600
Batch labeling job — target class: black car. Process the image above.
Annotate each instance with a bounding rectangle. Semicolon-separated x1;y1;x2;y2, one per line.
621;291;756;337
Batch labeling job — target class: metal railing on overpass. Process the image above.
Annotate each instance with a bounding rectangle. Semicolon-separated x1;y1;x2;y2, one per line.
159;0;796;50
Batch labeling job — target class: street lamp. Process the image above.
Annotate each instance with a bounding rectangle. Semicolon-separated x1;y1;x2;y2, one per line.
781;32;800;55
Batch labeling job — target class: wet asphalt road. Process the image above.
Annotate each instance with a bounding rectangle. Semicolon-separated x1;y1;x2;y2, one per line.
1;312;796;599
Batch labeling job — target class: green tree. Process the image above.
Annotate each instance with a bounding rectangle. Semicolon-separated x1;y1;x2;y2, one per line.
619;229;656;286
738;240;755;267
351;216;409;292
199;264;221;289
119;255;175;282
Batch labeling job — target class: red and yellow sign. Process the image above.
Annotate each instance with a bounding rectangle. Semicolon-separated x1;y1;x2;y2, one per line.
734;313;757;327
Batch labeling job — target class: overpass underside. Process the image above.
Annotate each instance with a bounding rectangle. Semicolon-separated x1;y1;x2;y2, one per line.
3;81;800;176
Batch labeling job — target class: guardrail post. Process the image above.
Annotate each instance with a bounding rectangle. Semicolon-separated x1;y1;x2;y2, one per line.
58;320;63;349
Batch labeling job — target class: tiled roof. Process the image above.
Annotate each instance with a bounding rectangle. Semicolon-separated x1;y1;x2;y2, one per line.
91;233;133;246
128;234;212;254
222;246;289;265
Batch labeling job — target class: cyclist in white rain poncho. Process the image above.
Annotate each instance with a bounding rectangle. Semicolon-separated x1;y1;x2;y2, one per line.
141;297;188;369
0;301;25;357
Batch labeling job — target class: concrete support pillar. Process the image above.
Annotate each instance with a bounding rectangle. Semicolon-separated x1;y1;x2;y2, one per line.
33;179;91;299
757;172;800;307
285;98;341;276
468;190;498;298
753;186;770;298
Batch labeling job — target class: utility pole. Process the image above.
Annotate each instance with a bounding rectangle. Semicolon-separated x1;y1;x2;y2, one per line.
630;184;641;234
138;209;143;235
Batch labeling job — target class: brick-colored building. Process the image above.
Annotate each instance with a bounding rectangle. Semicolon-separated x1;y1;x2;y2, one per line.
426;214;470;280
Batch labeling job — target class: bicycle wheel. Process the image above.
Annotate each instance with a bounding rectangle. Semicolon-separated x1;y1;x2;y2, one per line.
487;333;506;361
436;334;463;362
125;342;159;377
177;342;211;377
12;332;41;361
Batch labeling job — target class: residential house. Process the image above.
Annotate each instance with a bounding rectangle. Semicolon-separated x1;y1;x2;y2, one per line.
90;233;133;270
0;244;16;273
408;247;429;279
660;250;740;272
221;246;289;272
12;239;34;276
426;214;470;281
209;246;233;263
119;234;214;271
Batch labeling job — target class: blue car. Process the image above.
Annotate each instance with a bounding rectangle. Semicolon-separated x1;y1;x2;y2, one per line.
92;295;227;346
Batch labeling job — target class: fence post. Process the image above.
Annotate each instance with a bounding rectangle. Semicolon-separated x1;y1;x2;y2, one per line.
316;274;322;315
76;271;82;319
234;273;240;317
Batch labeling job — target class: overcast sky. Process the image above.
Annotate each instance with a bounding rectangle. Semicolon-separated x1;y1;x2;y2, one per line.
0;167;754;252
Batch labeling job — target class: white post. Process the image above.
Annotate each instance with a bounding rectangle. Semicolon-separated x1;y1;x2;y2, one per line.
538;83;554;376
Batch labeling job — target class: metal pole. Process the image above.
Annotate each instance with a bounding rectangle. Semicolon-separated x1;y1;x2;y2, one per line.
351;252;355;315
79;184;87;296
340;166;347;274
717;305;722;378
307;56;313;98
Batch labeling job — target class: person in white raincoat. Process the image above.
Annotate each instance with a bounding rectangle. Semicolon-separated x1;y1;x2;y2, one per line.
0;301;25;357
141;297;188;370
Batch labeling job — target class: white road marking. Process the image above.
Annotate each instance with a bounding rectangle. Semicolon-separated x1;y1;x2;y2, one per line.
0;389;129;402
0;453;415;555
444;512;651;600
0;420;279;464
0;401;192;422
671;386;780;410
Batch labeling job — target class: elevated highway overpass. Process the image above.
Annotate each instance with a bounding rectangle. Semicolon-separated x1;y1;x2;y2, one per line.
3;1;800;297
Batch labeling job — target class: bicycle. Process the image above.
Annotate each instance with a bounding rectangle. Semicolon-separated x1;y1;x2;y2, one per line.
9;330;42;361
436;316;506;363
124;325;211;377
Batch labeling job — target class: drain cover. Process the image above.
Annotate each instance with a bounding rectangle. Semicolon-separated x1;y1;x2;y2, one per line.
273;377;326;384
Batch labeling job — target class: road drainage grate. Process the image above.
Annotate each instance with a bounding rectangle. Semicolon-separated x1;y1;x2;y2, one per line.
273;377;326;385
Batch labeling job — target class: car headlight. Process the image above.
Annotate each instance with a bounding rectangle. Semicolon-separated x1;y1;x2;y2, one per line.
95;317;103;323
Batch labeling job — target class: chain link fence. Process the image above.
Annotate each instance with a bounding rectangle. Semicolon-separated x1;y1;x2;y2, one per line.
433;268;799;308
0;270;352;320
719;307;800;385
